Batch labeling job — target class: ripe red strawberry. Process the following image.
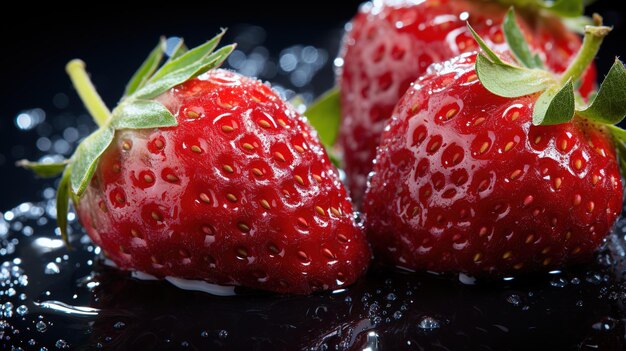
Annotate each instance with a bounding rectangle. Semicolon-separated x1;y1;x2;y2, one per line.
363;16;626;274
21;34;371;294
338;0;596;205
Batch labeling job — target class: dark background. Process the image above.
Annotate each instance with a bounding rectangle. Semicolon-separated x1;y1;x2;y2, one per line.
0;2;623;210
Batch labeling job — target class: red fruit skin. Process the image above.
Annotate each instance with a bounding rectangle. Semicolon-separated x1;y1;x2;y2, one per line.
338;0;596;205
363;53;622;274
76;69;371;294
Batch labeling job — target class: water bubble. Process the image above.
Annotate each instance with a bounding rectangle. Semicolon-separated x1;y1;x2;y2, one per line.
417;316;441;331
591;317;618;331
361;293;370;303
393;311;403;320
3;302;14;317
506;294;521;306
458;273;477;285
333;57;344;68
585;272;602;285
344;296;352;303
36;320;47;332
4;211;15;221
15;108;46;130
22;225;34;236
62;127;79;143
200;330;209;338
43;188;56;199
7;287;16;297
386;293;397;301
114;321;126;329
279;53;298;72
16;305;28;316
55;339;69;349
45;262;60;275
576;300;584;307
36;137;52;151
218;330;229;339
549;277;567;288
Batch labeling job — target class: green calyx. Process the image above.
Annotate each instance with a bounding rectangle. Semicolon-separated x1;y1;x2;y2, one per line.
470;8;626;125
17;31;235;245
471;8;626;173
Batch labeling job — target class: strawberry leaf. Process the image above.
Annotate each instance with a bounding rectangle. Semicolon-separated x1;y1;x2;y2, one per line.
503;8;543;69
124;38;166;97
305;87;341;147
467;23;505;65
475;53;553;98
149;30;225;83
16;159;68;177
577;59;626;124
56;166;72;247
545;0;584;18
70;127;114;196
533;79;576;125
608;125;626;177
112;100;177;129
563;16;594;35
135;44;235;99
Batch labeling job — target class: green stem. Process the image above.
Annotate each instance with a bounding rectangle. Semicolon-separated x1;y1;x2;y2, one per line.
560;21;611;85
66;59;111;127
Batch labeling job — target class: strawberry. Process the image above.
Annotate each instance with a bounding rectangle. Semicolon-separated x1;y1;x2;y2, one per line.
20;34;371;294
363;13;626;274
338;0;596;205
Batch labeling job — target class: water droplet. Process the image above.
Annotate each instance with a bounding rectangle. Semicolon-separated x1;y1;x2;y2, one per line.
549;277;567;288
417;316;441;330
36;321;47;332
44;262;60;275
218;330;228;339
506;294;521;306
591;317;618;331
386;293;397;301
113;321;126;329
458;273;477;285
16;305;28;316
576;300;584;307
55;339;69;349
393;311;403;320
200;330;209;338
586;272;602;284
